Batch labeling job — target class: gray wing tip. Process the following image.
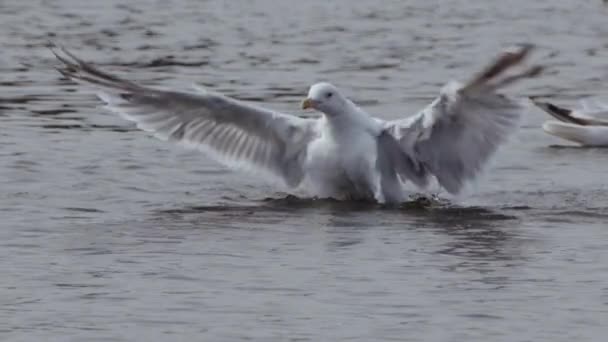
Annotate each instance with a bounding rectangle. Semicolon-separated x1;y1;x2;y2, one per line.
464;44;543;93
530;98;587;125
51;45;142;92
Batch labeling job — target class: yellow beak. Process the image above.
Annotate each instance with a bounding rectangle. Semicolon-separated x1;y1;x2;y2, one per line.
301;98;314;110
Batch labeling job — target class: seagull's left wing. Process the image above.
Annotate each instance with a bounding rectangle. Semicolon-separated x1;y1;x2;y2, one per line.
385;45;541;194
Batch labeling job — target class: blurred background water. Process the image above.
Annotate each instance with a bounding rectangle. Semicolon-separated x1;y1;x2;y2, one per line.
1;0;608;341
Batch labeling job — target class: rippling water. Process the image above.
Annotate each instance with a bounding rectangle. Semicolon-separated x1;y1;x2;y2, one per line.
2;0;608;341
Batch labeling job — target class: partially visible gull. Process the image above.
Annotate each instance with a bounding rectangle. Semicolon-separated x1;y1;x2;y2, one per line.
531;98;608;146
52;45;541;204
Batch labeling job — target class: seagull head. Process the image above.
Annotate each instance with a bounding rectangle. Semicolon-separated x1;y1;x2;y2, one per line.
301;82;347;116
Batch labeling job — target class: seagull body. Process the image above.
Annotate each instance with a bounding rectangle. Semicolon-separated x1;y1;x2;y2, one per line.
303;110;383;201
532;99;608;146
53;46;540;204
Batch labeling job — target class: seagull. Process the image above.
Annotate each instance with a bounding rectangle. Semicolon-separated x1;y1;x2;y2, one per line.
531;98;608;146
52;45;541;204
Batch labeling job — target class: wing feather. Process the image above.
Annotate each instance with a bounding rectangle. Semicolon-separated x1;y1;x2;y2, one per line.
385;45;539;194
53;47;317;187
387;83;524;194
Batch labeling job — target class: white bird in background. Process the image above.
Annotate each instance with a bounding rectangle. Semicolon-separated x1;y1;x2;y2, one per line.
52;45;541;204
531;98;608;146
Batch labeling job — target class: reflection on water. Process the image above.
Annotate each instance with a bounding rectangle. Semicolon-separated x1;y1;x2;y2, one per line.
2;0;608;341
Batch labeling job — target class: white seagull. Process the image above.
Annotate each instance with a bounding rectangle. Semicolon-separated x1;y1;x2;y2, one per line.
52;45;541;204
532;98;608;146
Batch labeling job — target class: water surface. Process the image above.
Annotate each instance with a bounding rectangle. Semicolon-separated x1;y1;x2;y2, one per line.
2;0;608;341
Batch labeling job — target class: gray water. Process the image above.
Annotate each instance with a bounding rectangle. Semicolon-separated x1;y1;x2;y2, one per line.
2;0;608;341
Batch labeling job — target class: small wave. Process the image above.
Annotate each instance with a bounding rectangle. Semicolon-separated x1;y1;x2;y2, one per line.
63;207;106;213
118;57;210;68
155;194;516;223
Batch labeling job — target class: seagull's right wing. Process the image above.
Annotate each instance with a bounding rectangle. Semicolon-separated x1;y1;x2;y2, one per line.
52;48;317;187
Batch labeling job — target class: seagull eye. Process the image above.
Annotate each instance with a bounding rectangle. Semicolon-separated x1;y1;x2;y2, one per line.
326;92;333;98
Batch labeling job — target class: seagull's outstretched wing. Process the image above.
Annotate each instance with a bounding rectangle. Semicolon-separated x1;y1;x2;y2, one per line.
385;45;541;194
52;48;317;187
